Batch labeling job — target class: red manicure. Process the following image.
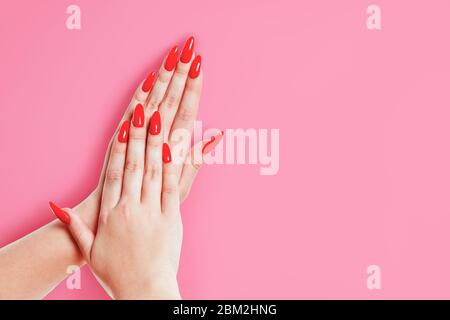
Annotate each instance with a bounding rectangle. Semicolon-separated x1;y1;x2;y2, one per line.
133;104;145;128
180;36;195;63
189;55;201;79
118;120;130;143
202;131;224;154
142;71;155;92
164;46;179;71
149;111;161;135
162;143;172;163
49;201;71;225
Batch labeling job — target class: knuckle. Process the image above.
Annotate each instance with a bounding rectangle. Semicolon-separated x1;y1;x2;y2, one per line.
134;89;146;102
177;107;196;122
162;173;179;195
163;93;180;109
105;169;123;185
128;131;146;142
147;136;161;147
174;67;189;77
159;72;171;84
163;184;178;195
111;142;126;155
147;98;161;110
125;160;142;173
144;163;162;180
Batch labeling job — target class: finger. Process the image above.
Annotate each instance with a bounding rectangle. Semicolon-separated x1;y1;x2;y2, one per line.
170;54;202;136
96;72;156;191
159;37;195;142
49;202;94;263
101;120;129;209
169;54;203;178
68;213;95;263
161;143;180;214
179;131;223;202
142;111;163;209
122;104;146;202
145;46;179;113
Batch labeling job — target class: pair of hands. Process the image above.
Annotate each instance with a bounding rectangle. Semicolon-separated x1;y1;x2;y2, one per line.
50;37;222;299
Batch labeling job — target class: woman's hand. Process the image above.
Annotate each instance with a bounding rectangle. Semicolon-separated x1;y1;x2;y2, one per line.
71;37;204;234
49;37;223;299
62;108;184;299
0;36;223;300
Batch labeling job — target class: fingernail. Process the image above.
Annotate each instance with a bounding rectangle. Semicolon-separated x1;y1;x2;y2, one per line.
163;143;172;163
118;120;130;143
149;111;161;135
49;201;70;225
164;46;179;71
189;55;201;79
202;131;224;155
180;36;195;63
142;71;155;92
133;104;145;128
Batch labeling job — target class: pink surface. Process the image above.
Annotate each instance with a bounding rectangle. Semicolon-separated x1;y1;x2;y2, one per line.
1;0;450;299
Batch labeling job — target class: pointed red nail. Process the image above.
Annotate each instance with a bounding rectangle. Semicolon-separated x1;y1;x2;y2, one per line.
164;46;179;71
133;104;145;128
118;120;130;143
180;36;195;63
149;111;161;135
49;201;71;225
189;55;201;79
202;131;224;155
142;72;155;92
162;143;172;163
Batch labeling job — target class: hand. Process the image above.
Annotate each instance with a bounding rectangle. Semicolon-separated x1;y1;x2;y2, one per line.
0;36;223;300
56;36;206;246
65;110;183;299
49;37;224;299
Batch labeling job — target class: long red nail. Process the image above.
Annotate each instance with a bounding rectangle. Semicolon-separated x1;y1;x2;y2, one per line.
189;55;201;79
202;131;224;154
149;111;161;135
180;36;195;63
118;120;130;143
133;104;145;128
164;46;179;71
142;72;155;92
162;143;172;163
49;201;71;225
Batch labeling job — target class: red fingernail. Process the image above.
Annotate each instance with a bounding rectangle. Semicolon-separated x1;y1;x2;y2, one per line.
133;104;145;128
149;111;161;135
49;201;71;225
162;143;172;163
118;120;130;143
180;36;195;63
164;46;179;71
202;131;224;155
189;55;201;79
142;71;155;92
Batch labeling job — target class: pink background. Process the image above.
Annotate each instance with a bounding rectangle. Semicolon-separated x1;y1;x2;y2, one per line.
1;0;450;299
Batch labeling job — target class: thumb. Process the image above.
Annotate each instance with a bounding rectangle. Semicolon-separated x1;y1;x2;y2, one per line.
49;201;94;263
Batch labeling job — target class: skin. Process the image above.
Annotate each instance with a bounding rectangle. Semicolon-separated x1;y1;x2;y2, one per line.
0;42;205;299
67;108;183;299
